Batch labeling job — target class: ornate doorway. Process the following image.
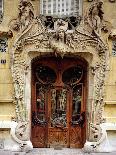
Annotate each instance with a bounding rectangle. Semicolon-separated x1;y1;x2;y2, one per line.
31;57;87;148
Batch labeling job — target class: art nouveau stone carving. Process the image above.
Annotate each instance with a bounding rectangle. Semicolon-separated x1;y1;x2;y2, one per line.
9;0;111;152
85;0;104;36
83;123;114;152
11;0;34;32
10;121;33;152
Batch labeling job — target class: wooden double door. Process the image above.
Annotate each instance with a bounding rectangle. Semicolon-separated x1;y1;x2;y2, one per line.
31;57;86;148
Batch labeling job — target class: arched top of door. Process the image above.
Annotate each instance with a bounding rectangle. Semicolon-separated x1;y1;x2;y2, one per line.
32;56;88;71
32;56;88;87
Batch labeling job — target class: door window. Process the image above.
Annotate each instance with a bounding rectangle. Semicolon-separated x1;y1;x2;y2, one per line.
36;83;46;121
36;65;57;84
51;88;67;128
62;66;83;85
72;84;82;122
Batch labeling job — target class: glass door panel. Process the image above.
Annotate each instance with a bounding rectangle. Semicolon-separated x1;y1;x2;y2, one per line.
70;84;84;148
72;84;82;123
48;87;70;148
51;89;67;128
32;83;48;147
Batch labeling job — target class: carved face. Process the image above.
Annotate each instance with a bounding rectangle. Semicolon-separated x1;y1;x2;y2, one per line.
92;7;98;16
58;29;65;39
23;6;30;18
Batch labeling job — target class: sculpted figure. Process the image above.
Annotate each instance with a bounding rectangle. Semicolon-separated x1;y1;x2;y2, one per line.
19;0;34;31
57;28;65;42
54;19;68;42
87;0;104;36
91;6;101;35
11;0;34;32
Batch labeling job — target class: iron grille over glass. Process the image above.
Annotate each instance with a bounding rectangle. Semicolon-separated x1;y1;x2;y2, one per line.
40;0;82;16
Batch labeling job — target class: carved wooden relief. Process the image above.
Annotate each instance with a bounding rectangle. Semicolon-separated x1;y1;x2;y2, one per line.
32;126;47;148
48;129;68;147
70;127;82;148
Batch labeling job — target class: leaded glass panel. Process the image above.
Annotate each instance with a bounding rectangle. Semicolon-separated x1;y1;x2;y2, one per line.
62;66;83;85
51;88;67;128
36;83;46;122
36;65;57;84
72;84;82;122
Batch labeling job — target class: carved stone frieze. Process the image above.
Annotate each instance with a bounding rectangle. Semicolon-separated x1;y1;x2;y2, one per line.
9;0;111;150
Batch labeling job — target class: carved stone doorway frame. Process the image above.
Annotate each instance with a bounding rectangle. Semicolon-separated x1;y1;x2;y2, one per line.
10;33;108;152
9;0;110;152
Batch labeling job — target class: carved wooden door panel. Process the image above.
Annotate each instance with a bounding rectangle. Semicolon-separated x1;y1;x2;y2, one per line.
48;87;70;147
62;65;86;148
70;84;85;148
31;64;57;148
31;82;48;147
31;57;86;148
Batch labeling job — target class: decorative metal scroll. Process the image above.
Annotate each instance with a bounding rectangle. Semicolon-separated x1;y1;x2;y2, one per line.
62;66;83;85
71;112;85;127
51;89;67;128
32;111;47;126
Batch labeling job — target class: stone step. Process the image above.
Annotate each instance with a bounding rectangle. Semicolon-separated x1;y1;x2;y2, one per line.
0;149;116;155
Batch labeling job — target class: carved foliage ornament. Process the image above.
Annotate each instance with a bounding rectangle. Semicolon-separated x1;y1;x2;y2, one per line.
10;0;110;143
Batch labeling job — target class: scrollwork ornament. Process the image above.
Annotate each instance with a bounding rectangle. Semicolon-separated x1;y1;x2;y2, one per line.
15;121;30;141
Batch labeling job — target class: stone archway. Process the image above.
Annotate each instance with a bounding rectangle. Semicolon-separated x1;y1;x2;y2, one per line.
9;0;111;152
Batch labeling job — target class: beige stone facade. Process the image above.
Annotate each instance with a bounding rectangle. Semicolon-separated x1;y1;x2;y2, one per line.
0;0;116;153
